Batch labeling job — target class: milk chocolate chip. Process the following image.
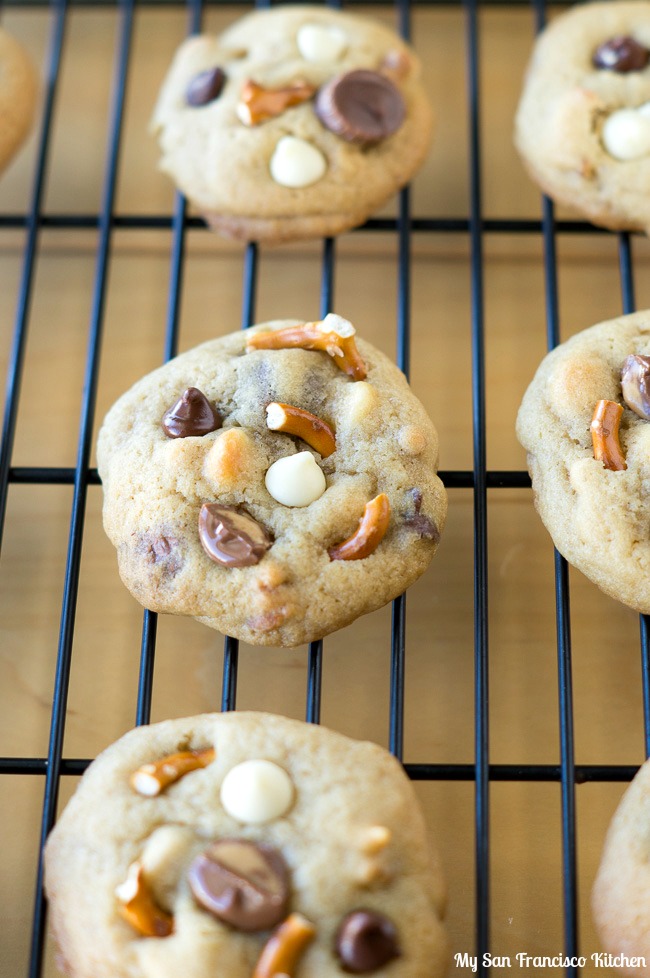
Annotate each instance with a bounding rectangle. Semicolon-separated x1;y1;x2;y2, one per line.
315;69;405;144
199;503;273;567
162;388;221;438
335;910;401;973
186;66;227;106
188;840;289;931
621;353;650;419
593;35;649;72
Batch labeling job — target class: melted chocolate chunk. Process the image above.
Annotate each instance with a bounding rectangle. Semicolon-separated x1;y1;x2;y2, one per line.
161;388;221;439
188;840;289;931
593;35;649;72
408;487;423;509
137;532;182;576
403;488;440;543
149;536;172;561
186;66;227;106
315;69;405;144
404;511;440;543
621;353;650;420
335;910;401;974
198;503;273;567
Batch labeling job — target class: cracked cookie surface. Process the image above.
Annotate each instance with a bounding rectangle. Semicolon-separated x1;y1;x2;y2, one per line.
515;1;650;233
150;5;432;243
97;317;447;647
516;309;650;613
44;711;448;978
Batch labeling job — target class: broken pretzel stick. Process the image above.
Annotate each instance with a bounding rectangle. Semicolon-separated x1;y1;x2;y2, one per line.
237;79;316;126
590;399;627;471
329;493;391;561
246;315;367;381
252;912;316;978
130;747;216;797
266;402;336;458
115;861;173;938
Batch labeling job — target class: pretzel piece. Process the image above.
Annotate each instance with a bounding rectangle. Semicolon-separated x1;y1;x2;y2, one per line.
590;399;627;471
115;862;173;938
237;79;316;125
252;912;316;978
246;315;367;381
266;402;336;458
329;494;391;561
130;747;216;797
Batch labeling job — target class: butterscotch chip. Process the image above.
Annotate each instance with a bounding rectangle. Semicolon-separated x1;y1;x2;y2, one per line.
97;317;447;647
344;381;379;423
203;428;261;489
398;424;427;455
516;309;650;613
44;712;448;977
150;6;432;243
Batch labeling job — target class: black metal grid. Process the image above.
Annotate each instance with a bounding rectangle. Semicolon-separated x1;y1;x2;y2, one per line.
0;1;646;977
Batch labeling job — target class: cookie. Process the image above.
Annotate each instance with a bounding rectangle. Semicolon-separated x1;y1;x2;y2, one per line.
44;711;448;978
150;5;432;243
514;1;650;233
516;310;650;613
0;27;37;174
97;315;447;647
592;757;650;976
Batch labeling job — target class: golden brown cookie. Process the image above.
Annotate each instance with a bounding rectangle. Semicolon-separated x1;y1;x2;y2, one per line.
151;5;432;243
44;711;448;978
97;315;447;647
516;309;650;613
0;27;37;174
515;1;650;233
593;757;650;976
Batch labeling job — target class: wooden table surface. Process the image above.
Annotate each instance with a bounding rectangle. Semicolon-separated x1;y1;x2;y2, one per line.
2;3;649;976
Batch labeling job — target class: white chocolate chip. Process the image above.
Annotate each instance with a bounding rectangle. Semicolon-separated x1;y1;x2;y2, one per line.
220;759;294;824
297;23;347;62
270;136;327;188
265;451;326;507
602;106;650;160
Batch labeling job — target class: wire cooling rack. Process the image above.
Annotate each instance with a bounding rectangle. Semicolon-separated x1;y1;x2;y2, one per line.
2;1;650;976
